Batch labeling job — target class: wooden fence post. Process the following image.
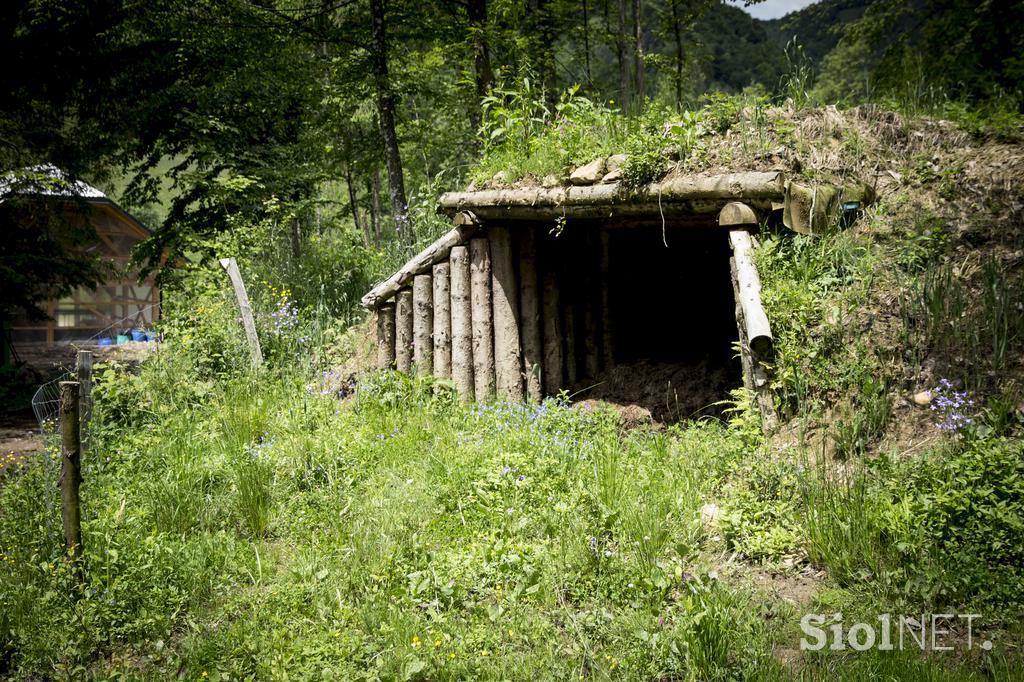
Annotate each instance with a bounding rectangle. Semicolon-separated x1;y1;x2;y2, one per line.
219;258;264;368
76;350;92;448
59;381;83;570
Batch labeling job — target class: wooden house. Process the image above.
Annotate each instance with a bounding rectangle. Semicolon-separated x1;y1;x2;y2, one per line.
362;161;872;425
2;167;159;349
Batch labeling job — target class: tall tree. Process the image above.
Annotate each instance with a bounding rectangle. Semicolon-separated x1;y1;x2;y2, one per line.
369;0;412;242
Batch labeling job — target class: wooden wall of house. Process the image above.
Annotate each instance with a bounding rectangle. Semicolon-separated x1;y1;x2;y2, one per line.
374;223;615;402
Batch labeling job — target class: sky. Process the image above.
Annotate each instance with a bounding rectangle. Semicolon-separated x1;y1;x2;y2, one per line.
725;0;821;20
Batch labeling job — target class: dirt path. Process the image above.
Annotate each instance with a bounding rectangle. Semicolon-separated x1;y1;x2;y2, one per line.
0;410;44;475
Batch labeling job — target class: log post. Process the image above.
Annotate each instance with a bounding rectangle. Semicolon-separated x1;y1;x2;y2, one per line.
599;230;613;369
395;288;414;374
489;225;523;401
727;224;776;431
470;238;496;401
541;269;564;396
728;229;773;359
518;226;543;401
561;257;578;387
219;257;263;368
582;231;600;379
376;303;397;369
59;381;83;569
413;274;434;376
450;247;475;400
432;263;452;380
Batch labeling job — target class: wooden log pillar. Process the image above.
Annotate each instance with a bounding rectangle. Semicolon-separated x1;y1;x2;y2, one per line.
599;230;613;369
470;238;496;401
395;288;414;374
489;225;524;401
413;274;434;376
376;303;396;369
561;257;578;387
59;381;83;569
219;257;263;368
450;246;475;401
582;231;600;379
541;269;564;396
432;263;452;380
724;211;776;432
518;226;543;402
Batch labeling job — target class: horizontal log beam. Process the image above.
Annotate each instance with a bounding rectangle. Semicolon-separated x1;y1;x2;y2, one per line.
361;213;480;309
437;172;786;220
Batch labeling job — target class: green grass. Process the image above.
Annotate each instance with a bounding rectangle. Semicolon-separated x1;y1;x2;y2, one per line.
4;94;1024;679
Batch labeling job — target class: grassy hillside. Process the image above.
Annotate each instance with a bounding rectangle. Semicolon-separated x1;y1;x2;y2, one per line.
2;99;1023;679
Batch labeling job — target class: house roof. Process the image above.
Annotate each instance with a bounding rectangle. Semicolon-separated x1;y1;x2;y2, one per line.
0;164;152;235
361;166;874;309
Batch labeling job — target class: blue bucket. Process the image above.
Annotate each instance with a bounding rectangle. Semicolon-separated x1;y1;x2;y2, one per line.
97;337;113;346
130;329;147;342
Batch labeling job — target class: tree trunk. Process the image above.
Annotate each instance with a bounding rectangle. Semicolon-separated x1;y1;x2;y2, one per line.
541;269;564;396
632;0;644;112
395;288;414;373
470;238;495;401
616;0;630;109
413;274;434;376
371;168;382;246
582;0;592;86
518;226;543;401
369;0;412;242
290;216;302;260
450;246;475;400
533;0;558;109
432;263;452;380
489;225;523;401
377;303;396;369
467;0;493;137
345;163;368;247
671;0;684;111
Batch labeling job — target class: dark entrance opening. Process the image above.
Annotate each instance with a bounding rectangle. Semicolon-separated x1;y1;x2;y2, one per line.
548;221;742;423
